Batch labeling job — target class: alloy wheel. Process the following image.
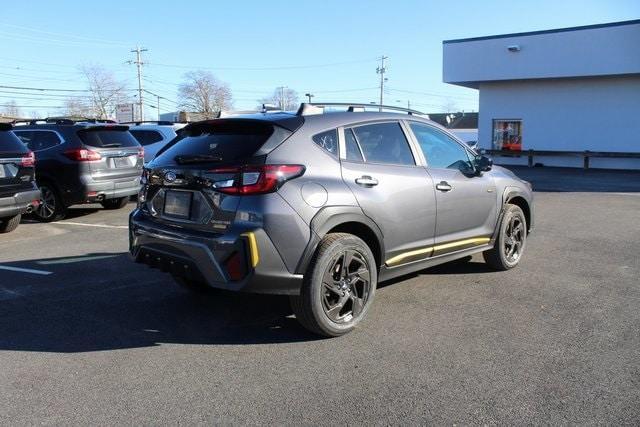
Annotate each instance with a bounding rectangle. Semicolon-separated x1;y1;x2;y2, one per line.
321;249;372;324
504;215;525;263
37;186;56;220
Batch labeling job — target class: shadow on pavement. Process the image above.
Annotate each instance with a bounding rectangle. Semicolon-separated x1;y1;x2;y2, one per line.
0;251;492;353
505;165;640;192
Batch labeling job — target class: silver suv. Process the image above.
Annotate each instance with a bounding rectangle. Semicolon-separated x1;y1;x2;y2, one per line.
129;103;533;337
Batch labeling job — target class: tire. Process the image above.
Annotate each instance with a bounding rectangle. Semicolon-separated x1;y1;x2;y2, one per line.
101;197;129;210
0;214;21;233
290;233;377;337
33;183;66;222
483;204;527;270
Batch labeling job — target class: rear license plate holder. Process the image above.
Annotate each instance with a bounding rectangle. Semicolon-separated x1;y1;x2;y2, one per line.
164;191;192;219
113;157;131;168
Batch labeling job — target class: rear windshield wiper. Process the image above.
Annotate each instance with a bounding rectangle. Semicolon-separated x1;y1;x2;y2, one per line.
174;154;224;164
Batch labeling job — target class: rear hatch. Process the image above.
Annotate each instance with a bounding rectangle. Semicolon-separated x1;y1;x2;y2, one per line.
141;118;302;233
77;125;143;180
0;124;35;198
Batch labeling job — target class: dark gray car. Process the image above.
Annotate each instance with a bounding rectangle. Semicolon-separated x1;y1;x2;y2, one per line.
129;104;533;337
13;119;143;221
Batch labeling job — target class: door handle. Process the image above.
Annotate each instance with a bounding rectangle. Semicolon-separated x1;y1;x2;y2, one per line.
355;176;379;187
436;181;452;192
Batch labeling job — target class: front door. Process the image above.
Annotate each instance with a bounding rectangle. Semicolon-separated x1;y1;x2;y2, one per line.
406;121;498;255
339;121;437;266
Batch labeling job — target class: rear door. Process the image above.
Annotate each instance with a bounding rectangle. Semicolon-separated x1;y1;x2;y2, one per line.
0;127;33;198
77;126;143;180
407;122;498;250
339;121;437;266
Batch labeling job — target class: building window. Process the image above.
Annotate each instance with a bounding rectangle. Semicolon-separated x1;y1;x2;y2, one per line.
493;120;522;151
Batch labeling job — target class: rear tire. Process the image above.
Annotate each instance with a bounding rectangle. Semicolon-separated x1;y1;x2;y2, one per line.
290;233;377;337
0;214;21;233
34;183;66;222
101;197;129;210
483;204;527;270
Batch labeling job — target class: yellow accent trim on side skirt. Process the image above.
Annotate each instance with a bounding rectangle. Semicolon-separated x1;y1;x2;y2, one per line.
385;236;491;267
241;232;260;267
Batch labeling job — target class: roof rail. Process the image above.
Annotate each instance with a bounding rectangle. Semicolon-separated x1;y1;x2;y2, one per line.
120;120;175;126
296;102;426;116
43;117;117;125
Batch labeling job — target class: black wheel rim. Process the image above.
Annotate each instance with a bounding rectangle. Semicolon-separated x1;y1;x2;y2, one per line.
37;186;56;219
504;215;525;263
321;249;372;324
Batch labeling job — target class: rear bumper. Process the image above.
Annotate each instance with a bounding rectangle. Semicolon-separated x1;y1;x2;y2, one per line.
0;188;40;218
84;176;140;201
129;209;303;295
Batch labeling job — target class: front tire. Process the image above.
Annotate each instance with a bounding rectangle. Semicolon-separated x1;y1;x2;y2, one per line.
101;197;129;210
290;233;377;337
483;204;527;270
0;214;21;233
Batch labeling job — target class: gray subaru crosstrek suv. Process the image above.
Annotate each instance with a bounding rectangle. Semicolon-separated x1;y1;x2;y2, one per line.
130;104;533;337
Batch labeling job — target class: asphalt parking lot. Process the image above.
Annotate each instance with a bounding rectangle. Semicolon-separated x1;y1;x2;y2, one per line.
1;166;639;424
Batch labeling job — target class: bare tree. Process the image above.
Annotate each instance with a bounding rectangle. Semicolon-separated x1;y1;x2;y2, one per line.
63;97;91;118
2;100;22;118
80;65;129;119
259;87;299;111
178;70;233;118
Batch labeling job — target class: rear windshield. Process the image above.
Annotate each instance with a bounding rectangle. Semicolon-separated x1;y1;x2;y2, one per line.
78;128;140;148
155;121;274;164
0;130;28;154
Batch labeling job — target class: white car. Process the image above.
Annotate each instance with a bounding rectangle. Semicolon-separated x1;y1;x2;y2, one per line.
125;122;187;164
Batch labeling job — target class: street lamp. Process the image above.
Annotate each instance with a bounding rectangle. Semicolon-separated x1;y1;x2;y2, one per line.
305;93;314;103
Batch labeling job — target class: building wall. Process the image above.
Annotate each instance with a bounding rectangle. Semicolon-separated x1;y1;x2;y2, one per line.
478;76;640;169
443;21;640;87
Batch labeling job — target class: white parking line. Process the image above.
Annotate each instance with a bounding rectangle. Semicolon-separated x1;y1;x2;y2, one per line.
57;222;128;229
0;265;53;275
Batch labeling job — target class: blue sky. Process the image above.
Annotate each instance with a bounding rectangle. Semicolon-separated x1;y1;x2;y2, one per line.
0;0;638;118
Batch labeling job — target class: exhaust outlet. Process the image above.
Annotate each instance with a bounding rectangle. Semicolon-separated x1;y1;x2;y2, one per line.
96;194;105;202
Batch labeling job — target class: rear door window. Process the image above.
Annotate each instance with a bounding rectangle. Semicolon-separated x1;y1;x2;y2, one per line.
78;128;140;148
350;122;415;165
130;130;164;146
155;121;275;164
344;128;364;162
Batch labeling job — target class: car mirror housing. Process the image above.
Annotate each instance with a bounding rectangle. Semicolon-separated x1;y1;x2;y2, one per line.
475;155;493;172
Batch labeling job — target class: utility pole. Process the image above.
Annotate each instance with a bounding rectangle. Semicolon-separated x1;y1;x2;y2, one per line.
130;46;148;121
376;55;388;112
277;86;287;110
156;94;160;121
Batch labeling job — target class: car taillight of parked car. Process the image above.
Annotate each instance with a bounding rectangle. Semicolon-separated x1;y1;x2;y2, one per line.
63;148;102;162
208;164;305;195
21;151;35;167
138;147;144;159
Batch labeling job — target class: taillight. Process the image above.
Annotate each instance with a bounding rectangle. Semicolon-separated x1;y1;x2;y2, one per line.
138;147;144;159
21;151;35;167
64;148;101;162
209;164;305;195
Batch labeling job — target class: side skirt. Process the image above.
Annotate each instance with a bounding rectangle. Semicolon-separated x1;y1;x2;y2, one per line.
378;243;493;283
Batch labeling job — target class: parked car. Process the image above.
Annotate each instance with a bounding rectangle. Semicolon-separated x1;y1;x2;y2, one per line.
13;119;143;222
125;121;186;164
0;123;40;233
129;103;534;337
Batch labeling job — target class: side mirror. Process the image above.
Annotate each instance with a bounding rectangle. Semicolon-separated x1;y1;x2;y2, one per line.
474;155;493;172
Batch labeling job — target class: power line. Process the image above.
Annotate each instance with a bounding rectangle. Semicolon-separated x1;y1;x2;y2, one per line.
146;57;378;71
0;84;136;93
0;22;129;46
